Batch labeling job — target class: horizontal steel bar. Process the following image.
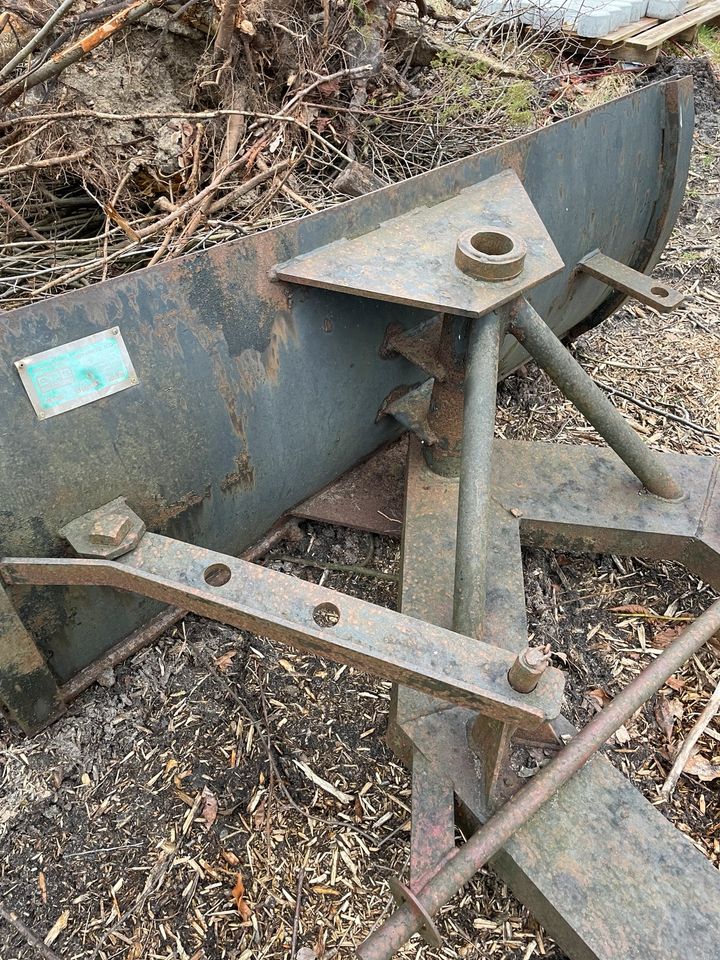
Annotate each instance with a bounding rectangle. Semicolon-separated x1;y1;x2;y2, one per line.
358;595;720;959
578;250;684;314
0;533;565;726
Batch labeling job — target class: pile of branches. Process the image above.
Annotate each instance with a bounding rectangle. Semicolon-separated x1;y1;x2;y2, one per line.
0;0;559;308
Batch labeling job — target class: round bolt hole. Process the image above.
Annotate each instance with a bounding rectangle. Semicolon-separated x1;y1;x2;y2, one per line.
650;286;669;298
204;562;232;586
470;230;515;257
313;602;341;628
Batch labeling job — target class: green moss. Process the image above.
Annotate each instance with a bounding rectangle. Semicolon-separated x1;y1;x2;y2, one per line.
499;81;535;127
431;49;489;79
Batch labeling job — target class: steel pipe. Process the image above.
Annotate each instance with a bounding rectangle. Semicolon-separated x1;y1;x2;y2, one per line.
508;298;683;501
453;310;506;639
356;595;720;960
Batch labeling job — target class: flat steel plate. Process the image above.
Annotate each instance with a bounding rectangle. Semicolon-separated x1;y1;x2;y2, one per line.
14;328;138;420
274;170;564;317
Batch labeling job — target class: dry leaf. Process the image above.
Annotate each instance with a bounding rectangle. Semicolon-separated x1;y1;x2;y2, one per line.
317;78;340;96
38;871;47;904
221;849;239;866
683;753;720;782
653;624;684;648
665;675;685;692
654;694;680;743
231;873;252;920
296;949;317;960
585;688;612;710
44;910;69;946
200;786;218;829
215;650;236;672
614;724;631;745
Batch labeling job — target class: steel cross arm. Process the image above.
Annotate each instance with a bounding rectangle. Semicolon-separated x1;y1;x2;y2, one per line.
0;533;564;726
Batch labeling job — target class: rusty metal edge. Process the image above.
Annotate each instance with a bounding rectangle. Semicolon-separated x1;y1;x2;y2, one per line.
45;520;302;717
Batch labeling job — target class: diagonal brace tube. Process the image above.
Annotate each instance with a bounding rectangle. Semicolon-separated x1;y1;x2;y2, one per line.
356;595;720;960
508;298;682;501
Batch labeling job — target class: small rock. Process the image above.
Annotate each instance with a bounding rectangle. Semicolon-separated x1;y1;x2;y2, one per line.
97;667;116;688
296;949;317;960
334;162;386;198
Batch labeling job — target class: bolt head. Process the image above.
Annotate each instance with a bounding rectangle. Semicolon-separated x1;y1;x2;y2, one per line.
89;513;132;546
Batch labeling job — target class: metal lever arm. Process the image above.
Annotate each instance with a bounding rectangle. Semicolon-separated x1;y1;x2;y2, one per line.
357;595;720;960
0;532;564;726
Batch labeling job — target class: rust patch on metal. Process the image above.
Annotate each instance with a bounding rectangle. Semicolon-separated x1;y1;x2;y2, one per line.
221;453;256;491
263;315;296;383
136;487;211;530
236;315;297;392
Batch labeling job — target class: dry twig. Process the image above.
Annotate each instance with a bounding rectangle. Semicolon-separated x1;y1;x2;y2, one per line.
0;901;64;960
660;676;720;799
0;0;168;107
0;0;76;82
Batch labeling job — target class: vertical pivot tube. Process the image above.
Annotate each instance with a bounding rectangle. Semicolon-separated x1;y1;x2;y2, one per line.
452;308;513;812
453;309;506;640
508;298;682;501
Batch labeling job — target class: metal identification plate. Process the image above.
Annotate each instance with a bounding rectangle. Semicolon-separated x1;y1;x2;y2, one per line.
15;327;138;420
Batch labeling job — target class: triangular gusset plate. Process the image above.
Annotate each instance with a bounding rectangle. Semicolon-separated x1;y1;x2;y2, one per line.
274;169;564;317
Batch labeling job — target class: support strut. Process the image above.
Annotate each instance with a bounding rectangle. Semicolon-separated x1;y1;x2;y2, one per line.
508;298;683;501
453;309;506;640
358;596;720;959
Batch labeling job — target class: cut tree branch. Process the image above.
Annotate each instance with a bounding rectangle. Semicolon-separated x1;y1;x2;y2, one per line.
0;0;168;108
0;901;64;960
0;0;77;82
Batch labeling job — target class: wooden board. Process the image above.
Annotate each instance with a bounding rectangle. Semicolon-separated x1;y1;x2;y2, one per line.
566;0;719;62
629;0;720;46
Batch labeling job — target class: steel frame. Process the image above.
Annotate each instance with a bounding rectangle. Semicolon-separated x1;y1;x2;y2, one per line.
1;76;718;960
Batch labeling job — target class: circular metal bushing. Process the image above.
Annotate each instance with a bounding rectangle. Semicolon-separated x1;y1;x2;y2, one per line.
455;227;527;281
508;645;551;693
387;877;442;948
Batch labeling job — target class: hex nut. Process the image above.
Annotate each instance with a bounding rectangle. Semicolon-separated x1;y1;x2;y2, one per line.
455;227;527;281
59;497;146;560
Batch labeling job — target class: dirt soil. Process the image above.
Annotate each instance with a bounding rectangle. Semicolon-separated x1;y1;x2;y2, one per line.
1;50;720;960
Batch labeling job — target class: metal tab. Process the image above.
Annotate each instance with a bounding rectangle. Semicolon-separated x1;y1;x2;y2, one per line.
578;250;684;313
274;170;564;318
